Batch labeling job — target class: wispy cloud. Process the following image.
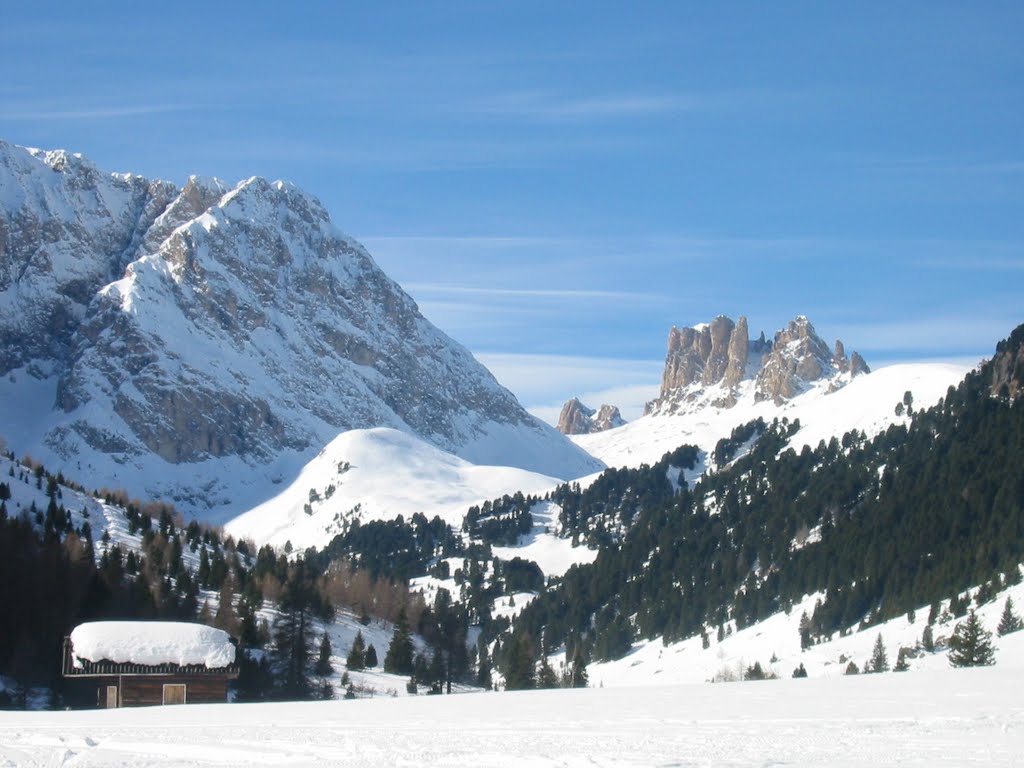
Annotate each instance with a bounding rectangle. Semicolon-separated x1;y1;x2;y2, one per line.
914;256;1024;271
406;283;667;304
468;87;811;122
838;153;1024;177
1;104;201;121
474;90;692;120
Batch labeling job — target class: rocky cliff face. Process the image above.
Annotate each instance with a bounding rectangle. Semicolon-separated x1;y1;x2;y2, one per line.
556;398;626;435
0;140;601;515
647;314;869;414
989;324;1024;401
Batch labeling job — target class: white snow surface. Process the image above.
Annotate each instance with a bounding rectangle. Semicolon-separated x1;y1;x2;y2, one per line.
582;576;1024;688
68;622;235;669
224;427;565;549
491;501;597;577
2;667;1022;766
574;362;971;470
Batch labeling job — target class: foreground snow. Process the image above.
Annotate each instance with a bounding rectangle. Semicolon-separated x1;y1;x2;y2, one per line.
2;668;1021;766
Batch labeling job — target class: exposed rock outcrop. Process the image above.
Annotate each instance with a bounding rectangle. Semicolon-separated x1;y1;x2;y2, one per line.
989;324;1024;401
557;398;626;435
648;313;870;413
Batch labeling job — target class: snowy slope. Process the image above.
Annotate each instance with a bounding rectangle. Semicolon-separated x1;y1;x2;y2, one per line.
0;140;600;524
223;428;565;550
2;666;1022;766
573;362;971;470
581;575;1024;688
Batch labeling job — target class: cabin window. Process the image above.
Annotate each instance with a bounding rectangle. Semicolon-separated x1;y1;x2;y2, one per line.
104;685;118;708
162;684;187;705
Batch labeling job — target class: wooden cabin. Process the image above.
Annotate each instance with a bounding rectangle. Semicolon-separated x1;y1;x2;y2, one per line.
63;621;239;708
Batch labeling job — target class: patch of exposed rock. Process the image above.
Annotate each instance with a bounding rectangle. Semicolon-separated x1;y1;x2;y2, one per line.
557;398;626;435
647;314;870;413
989;324;1024;401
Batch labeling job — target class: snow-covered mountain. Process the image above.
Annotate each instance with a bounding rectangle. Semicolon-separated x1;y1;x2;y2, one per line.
0;140;600;521
571;314;971;470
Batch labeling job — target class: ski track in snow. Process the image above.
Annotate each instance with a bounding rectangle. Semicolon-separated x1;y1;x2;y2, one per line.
1;668;1021;766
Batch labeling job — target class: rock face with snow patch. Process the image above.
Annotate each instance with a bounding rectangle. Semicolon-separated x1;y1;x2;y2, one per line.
556;398;626;435
647;314;869;413
989;325;1024;401
0;140;601;515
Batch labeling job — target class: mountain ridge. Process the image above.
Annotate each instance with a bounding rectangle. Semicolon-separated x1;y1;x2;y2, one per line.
0;139;601;519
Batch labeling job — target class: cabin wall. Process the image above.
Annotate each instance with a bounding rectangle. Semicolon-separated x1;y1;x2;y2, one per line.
122;676;229;706
71;675;230;708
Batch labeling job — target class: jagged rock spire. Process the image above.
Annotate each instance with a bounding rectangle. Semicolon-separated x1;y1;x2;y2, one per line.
647;314;871;413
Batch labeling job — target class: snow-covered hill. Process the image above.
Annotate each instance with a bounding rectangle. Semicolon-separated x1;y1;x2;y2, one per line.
573;361;971;470
0;140;600;523
224;428;567;550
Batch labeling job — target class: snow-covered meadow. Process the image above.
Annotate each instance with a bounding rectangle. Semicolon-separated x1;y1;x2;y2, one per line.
1;664;1021;767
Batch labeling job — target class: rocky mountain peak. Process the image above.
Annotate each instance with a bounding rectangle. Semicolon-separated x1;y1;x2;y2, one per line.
647;314;870;413
0;140;601;516
557;398;626;435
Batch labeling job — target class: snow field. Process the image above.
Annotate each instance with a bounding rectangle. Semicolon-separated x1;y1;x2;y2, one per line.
1;666;1021;766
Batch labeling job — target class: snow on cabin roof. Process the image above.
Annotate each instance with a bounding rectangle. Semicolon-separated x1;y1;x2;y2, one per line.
69;622;236;669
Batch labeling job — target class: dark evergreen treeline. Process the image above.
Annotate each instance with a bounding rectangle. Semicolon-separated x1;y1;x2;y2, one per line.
507;325;1024;669
463;492;534;546
309;512;460;582
551;443;700;548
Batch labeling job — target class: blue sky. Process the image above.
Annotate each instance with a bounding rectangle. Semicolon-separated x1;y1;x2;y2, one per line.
2;2;1021;421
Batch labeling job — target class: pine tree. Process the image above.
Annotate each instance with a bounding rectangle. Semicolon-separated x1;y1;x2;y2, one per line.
347;630;366;670
922;624;935;652
997;597;1023;636
384;608;415;675
504;632;535;690
948;610;996;667
271;564;317;700
568;647;588;688
364;643;378;668
894;648;910;671
198;599;213;625
314;632;335;700
536;655;558;689
475;643;491;692
798;611;812;649
869;633;889;673
792;662;808;678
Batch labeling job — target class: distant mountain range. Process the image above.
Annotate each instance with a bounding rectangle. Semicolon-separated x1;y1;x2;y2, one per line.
0;139;976;551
